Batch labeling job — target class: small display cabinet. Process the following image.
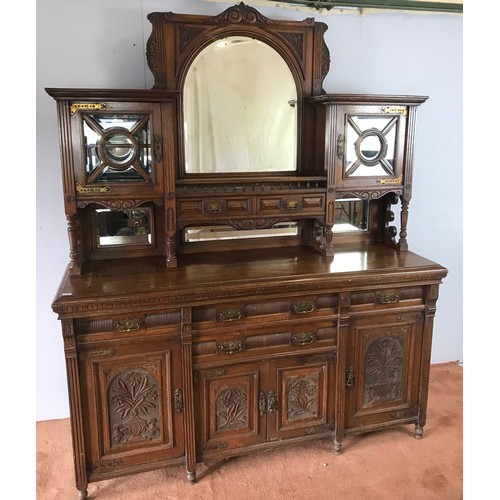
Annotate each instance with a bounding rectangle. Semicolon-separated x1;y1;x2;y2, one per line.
48;4;447;499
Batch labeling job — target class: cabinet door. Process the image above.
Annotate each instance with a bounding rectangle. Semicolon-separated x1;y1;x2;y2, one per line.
79;339;184;476
345;312;423;431
70;101;165;196
334;105;407;191
194;363;266;456
267;354;336;441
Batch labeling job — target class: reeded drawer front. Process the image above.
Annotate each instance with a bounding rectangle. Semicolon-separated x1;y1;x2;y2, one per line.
192;294;337;332
349;287;425;314
74;310;181;336
192;322;336;361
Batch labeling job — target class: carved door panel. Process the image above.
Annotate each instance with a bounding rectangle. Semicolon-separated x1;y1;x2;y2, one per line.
78;339;184;475
194;363;266;456
345;312;423;431
267;355;336;441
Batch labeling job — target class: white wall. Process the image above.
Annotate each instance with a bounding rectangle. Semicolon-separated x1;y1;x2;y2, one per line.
36;0;463;421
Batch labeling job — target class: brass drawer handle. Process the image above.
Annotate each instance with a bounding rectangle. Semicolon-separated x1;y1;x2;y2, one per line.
206;202;223;214
218;340;246;355
114;318;142;332
218;308;244;322
292;301;315;314
376;292;399;304
291;333;316;346
283;200;299;210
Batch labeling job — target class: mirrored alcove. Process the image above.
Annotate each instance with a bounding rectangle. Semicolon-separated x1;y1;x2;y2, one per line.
333;199;369;233
94;207;153;247
183;36;298;174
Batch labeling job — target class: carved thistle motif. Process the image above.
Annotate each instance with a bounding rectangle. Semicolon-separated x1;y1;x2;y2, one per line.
216;387;248;431
364;337;403;405
287;376;318;421
109;369;160;446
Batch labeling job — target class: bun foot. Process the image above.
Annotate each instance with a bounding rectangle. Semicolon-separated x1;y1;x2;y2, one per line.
333;440;342;455
78;489;88;499
186;470;196;485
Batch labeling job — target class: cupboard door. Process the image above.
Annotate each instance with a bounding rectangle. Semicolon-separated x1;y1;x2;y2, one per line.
267;355;336;441
79;340;184;476
334;105;407;191
345;312;423;431
70;101;166;196
194;363;266;456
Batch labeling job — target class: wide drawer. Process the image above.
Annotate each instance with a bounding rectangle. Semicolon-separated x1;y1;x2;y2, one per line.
192;294;338;333
192;320;336;362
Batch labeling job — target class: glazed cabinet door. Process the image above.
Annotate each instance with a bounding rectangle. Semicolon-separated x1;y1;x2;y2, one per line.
344;312;423;432
69;101;165;197
267;354;336;441
333;104;407;192
194;362;267;457
78;339;184;478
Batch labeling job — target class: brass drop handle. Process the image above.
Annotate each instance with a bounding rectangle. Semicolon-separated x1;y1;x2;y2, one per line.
206;202;223;214
114;318;141;332
218;340;246;355
291;333;316;346
267;390;278;413
218;308;244;322
283;200;299;210
292;301;315;314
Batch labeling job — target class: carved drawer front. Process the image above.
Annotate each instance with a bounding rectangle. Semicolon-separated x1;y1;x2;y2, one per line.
74;310;181;338
192;294;337;333
192;322;336;362
176;196;252;221
349;287;425;314
78;339;184;477
257;193;325;216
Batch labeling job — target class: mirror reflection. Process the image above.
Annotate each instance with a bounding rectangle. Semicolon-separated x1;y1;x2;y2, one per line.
333;199;369;232
345;116;397;177
95;207;152;247
183;36;297;174
185;222;298;242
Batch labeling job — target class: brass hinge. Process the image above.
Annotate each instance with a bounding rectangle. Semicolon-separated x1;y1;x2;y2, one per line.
381;106;407;117
336;134;344;158
70;102;106;115
154;135;162;162
76;182;112;193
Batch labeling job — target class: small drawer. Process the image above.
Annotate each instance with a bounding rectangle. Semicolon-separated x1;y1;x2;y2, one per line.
177;196;252;220
74;310;181;336
257;193;324;215
349;287;425;313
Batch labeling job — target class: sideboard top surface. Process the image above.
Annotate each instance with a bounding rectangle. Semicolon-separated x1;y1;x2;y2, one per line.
52;243;448;316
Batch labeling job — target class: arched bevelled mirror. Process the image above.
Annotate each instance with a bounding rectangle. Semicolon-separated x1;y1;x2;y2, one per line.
183;36;298;175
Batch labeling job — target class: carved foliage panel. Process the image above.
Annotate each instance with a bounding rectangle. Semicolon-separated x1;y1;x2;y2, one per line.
84;346;182;467
196;365;263;452
270;361;332;440
349;313;423;424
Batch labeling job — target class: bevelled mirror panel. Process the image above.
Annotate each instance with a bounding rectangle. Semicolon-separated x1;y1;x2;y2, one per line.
95;207;153;247
345;116;397;178
83;114;152;182
184;222;298;242
183;36;297;174
333;199;369;232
